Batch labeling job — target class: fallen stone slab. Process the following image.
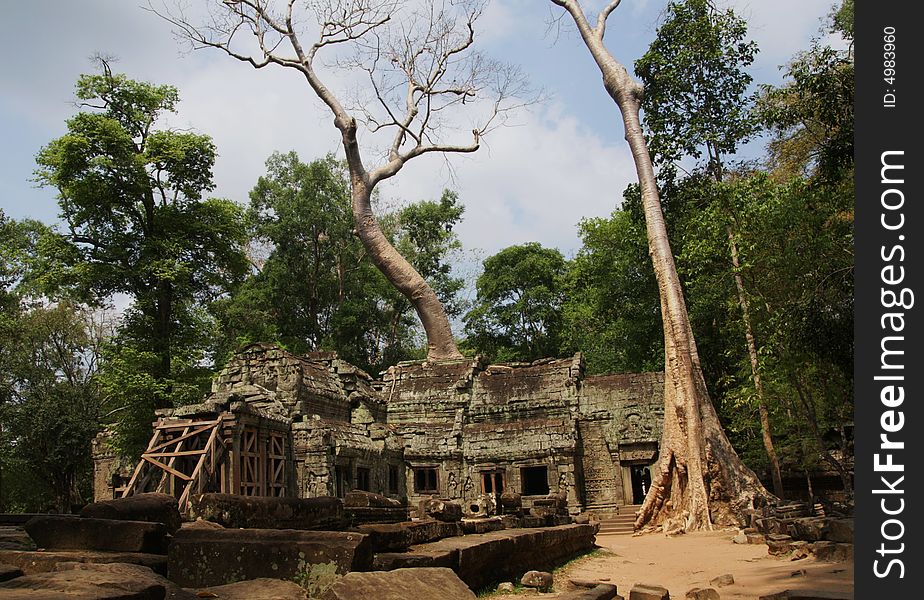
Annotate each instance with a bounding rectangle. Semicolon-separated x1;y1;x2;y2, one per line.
344;490;403;508
461;517;505;535
499;492;523;515
0;563;24;582
809;542;853;563
192;577;309;599
630;583;670;600
685;588;719;599
81;493;182;534
561;584;620;600
419;499;463;522
0;549;167;576
767;534;795;556
710;574;734;587
0;527;35;551
321;567;476;600
188;493;346;530
0;561;171;600
371;524;596;591
787;518;827;542
372;548;459;571
167;527;373;587
0;515;43;527
356;520;461;552
344;505;410;525
824;519;853;543
24;516;168;554
758;591;853;600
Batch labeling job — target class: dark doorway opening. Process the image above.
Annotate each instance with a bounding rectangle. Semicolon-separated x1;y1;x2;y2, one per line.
356;467;371;492
521;465;550;496
630;465;651;504
335;466;350;498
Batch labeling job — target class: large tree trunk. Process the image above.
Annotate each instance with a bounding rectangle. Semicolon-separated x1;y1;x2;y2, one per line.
550;0;773;532
337;117;463;361
619;93;769;531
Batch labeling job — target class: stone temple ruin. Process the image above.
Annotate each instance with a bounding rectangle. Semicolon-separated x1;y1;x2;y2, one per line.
2;344;855;598
94;343;665;518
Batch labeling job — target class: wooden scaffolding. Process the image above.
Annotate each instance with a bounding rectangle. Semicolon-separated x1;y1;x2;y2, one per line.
121;410;291;512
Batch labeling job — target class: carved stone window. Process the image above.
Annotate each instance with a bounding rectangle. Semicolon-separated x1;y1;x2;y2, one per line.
413;467;439;493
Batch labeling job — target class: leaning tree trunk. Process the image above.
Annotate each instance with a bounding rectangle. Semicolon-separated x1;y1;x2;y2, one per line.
617;90;771;531
338;118;463;360
550;0;773;531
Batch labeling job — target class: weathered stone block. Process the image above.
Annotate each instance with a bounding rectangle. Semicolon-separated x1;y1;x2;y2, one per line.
344;505;410;525
461;517;505;535
767;534;794;556
0;563;23;582
630;583;670;600
709;574;734;587
787;518;826;542
24;516;168;554
355;520;460;552
167;527;373;587
824;519;853;543
321;567;476;600
193;577;309;599
344;490;403;508
419;499;463;522
0;562;171;600
563;584;620;600
80;493;181;533
372;548;459;571
499;493;522;515
188;493;345;530
397;524;596;591
685;588;719;600
0;550;167;576
810;542;853;563
0;528;34;551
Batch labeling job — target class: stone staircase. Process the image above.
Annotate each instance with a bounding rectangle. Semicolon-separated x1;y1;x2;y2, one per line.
595;505;639;536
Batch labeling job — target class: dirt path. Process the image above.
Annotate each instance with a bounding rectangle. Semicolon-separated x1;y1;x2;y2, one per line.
489;529;853;599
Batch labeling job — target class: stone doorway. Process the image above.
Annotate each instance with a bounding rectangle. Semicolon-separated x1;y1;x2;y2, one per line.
630;464;652;505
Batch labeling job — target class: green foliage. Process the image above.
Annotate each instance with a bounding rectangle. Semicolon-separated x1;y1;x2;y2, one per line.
757;37;854;181
464;243;567;362
562;208;662;374
214;152;465;373
635;0;758;171
33;62;249;421
395;190;466;318
0;300;101;512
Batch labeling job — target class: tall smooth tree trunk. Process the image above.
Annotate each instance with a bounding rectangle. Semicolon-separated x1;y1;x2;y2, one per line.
712;146;784;500
551;0;772;531
727;225;784;498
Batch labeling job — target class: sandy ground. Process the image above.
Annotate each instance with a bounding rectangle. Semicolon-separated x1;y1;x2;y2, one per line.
488;529;853;599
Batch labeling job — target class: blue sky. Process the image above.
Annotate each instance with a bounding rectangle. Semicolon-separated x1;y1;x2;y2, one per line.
0;0;838;259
